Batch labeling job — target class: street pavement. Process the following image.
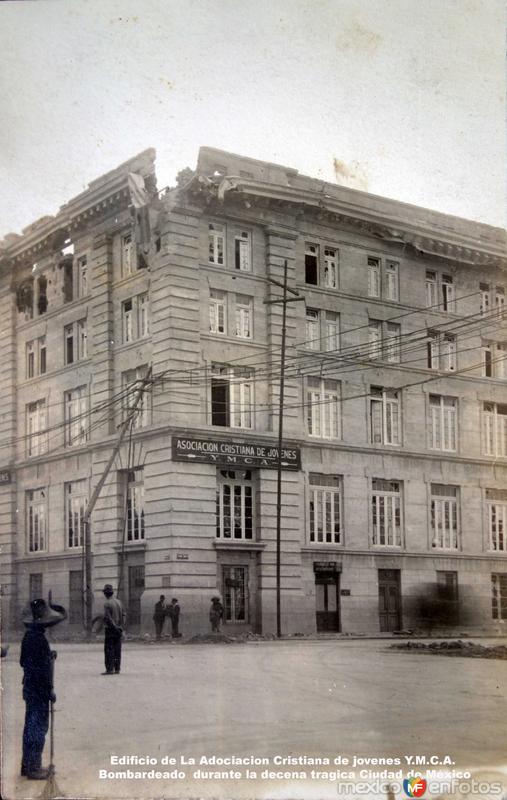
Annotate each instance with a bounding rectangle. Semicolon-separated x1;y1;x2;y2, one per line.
1;638;506;800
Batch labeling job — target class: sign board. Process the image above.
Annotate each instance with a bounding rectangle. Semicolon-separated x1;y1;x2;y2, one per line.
340;589;351;596
0;470;13;485
313;561;340;571
172;436;301;471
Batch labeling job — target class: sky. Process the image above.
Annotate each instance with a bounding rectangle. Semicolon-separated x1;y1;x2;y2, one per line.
0;0;505;238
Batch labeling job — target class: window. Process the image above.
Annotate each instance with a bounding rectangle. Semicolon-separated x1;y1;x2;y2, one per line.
430;484;459;549
305;243;319;285
37;275;48;316
483;402;507;457
426;271;455;311
65;480;87;548
367;257;399;301
235;294;252;338
122;293;149;343
65;386;89;446
77;255;88;298
370;387;401;446
26;336;46;378
486;489;507;552
234;231;251;271
325;311;340;352
385;261;399;301
483;342;507;379
304;243;339;287
307;377;340;439
441;274;454;311
223;565;248;623
480;284;505;317
371;479;402;546
122;366;151;428
29;573;43;601
324;248;338;288
69;570;84;624
121;232;135;277
216;469;253;540
27;400;47;457
126;469;145;541
64;319;87;364
367;257;381;298
209;289;227;334
209;223;225;265
368;320;401;363
306;309;320;350
492;574;507;620
138;293;149;338
26;489;46;552
426;271;438;307
429;395;457;452
304;309;340;351
211;365;253;428
309;474;342;544
427;331;457;371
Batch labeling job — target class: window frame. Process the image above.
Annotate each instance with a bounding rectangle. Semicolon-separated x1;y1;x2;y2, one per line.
208;222;225;266
371;478;403;547
65;479;88;549
64;385;89;447
121;365;151;429
370;387;401;447
307;377;340;440
26;488;47;553
26;336;47;379
210;364;254;429
308;473;342;545
430;483;460;550
216;468;254;541
486;489;507;553
428;394;458;453
26;399;48;457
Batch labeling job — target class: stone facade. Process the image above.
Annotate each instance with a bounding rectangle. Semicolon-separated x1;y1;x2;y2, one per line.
1;145;507;637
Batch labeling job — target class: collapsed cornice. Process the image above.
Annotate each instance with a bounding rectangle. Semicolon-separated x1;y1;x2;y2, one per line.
188;173;507;270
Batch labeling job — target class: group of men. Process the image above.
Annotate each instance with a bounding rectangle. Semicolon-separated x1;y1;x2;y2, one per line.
153;595;181;639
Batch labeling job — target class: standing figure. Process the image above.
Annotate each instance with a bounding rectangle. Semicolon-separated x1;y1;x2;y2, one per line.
153;595;167;640
20;598;66;780
167;598;181;638
209;596;224;633
102;584;125;675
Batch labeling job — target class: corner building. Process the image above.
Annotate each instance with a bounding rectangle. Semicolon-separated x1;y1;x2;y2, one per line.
1;146;507;636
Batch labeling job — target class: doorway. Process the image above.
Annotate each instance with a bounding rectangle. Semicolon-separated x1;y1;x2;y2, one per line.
378;569;401;631
315;571;340;632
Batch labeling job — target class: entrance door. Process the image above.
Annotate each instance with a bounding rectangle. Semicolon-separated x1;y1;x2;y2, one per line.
128;565;145;628
315;571;340;632
223;565;248;624
378;569;401;631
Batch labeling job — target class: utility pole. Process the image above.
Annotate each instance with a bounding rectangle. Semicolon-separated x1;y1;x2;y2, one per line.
82;367;153;638
264;260;304;637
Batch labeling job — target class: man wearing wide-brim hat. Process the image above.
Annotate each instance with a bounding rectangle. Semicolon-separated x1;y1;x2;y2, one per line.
20;597;66;779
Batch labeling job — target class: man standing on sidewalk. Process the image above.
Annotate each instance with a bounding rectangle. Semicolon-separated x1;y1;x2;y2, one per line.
167;598;181;638
20;597;66;779
153;595;167;640
102;584;125;675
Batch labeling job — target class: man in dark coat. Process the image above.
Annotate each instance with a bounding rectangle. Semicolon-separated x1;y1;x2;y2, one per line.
102;584;125;675
167;598;181;638
209;596;224;632
153;595;166;640
20;598;66;780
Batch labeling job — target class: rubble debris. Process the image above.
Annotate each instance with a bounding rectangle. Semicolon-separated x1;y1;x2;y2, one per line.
391;640;507;659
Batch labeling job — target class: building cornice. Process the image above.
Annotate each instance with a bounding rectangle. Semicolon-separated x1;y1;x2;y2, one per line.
188;174;507;270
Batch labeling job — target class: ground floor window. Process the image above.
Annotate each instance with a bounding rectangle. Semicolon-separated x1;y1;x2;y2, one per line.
492;573;507;620
216;469;253;540
223;565;248;623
